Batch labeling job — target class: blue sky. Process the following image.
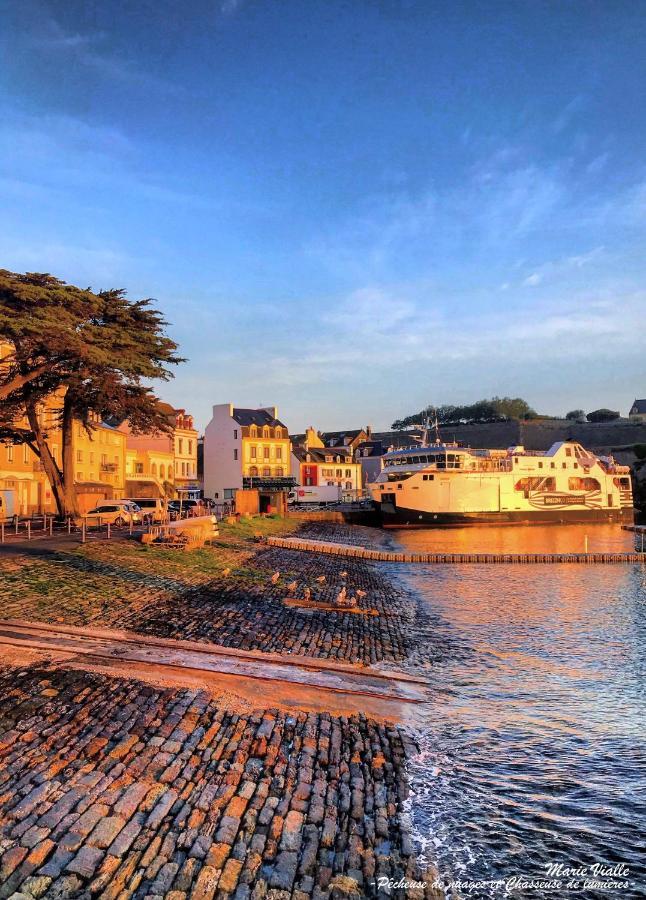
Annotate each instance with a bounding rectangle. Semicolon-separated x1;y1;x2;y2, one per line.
1;0;645;432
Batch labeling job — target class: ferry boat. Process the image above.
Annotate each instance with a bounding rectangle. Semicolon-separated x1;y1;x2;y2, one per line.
369;435;634;528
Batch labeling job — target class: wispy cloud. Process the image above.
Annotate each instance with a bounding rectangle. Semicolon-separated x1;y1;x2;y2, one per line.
26;12;182;95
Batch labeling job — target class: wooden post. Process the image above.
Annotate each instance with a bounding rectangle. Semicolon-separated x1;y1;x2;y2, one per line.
67;516;71;534
1;522;4;543
107;521;111;540
27;521;31;541
49;516;53;536
82;520;86;543
584;534;589;553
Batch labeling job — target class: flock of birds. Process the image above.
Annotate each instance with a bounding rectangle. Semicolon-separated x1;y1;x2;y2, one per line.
221;564;367;608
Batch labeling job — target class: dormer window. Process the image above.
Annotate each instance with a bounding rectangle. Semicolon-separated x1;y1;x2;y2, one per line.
275;427;282;438
263;426;270;438
250;425;257;437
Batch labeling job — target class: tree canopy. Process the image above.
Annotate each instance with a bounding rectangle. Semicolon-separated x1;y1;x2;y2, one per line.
565;409;585;421
0;270;183;516
391;397;538;431
586;408;620;423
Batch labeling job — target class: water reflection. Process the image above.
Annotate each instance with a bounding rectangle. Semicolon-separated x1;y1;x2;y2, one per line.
391;525;645;899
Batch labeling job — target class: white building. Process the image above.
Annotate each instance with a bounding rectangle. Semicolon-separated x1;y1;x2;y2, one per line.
203;403;293;506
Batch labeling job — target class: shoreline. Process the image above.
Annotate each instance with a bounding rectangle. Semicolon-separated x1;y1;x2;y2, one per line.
0;518;443;899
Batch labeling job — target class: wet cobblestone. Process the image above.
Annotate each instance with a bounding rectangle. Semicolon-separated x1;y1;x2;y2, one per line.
0;667;437;898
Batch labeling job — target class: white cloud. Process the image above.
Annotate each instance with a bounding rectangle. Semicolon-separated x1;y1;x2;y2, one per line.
523;272;542;287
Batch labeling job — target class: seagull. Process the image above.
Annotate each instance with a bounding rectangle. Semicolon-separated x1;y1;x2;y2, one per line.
271;572;281;584
287;581;297;593
315;575;326;584
355;589;366;599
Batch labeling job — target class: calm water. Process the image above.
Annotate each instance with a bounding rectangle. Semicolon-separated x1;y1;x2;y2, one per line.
389;525;646;899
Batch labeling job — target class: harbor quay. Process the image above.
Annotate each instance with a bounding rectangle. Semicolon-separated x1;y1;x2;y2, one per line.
0;518;443;899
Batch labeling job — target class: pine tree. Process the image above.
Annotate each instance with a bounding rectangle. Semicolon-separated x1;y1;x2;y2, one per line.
0;270;182;517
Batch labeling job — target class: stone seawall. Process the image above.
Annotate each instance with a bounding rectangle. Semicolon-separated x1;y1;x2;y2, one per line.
408;420;646;452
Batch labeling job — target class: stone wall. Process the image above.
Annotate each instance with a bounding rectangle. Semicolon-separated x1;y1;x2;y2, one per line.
379;420;646;453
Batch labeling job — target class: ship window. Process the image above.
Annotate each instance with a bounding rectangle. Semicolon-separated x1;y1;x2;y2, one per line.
551;462;556;469
397;484;403;490
614;477;630;489
423;474;435;481
573;462;578;468
569;477;600;491
538;461;543;468
566;447;572;457
562;462;567;469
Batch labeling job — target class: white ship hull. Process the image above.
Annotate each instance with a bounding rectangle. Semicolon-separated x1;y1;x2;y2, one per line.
369;441;634;528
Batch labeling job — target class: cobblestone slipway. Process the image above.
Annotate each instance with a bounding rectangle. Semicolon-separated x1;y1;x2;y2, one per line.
0;523;441;898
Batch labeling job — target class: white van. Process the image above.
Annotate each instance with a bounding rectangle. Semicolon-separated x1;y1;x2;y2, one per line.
124;497;167;523
0;489;17;524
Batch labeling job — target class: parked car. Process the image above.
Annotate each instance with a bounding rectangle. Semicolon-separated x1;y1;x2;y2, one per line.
122;497;167;523
85;501;142;526
168;499;203;517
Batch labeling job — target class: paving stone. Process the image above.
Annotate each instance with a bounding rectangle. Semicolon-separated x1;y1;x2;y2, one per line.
65;845;105;879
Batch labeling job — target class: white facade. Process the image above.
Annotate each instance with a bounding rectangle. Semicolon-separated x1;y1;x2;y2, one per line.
203;404;243;500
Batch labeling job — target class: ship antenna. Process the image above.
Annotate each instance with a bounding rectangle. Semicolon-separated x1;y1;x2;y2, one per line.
433;409;442;445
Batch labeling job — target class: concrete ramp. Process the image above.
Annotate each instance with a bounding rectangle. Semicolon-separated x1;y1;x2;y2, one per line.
0;619;427;721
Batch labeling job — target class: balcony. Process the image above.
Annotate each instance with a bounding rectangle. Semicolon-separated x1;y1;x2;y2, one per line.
242;476;296;492
100;462;119;473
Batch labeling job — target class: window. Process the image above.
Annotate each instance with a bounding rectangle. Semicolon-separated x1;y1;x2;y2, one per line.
336;469;342;477
566;447;572;457
263;427;270;438
77;472;83;481
224;488;235;499
345;469;351;477
250;425;257;437
135;462;144;474
101;454;107;466
276;447;282;460
276;467;284;476
249;466;258;477
89;452;94;464
263;467;270;477
160;465;165;479
234;429;238;439
562;462;567;469
250;446;257;459
275;427;282;438
345;481;352;489
614;476;631;489
7;444;14;462
178;438;183;454
188;440;192;454
151;463;157;475
233;449;238;460
305;477;312;486
569;477;601;491
264;446;270;459
23;445;29;464
538;461;543;469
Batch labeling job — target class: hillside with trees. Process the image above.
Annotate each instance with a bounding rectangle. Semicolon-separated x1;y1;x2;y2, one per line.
391;397;538;431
